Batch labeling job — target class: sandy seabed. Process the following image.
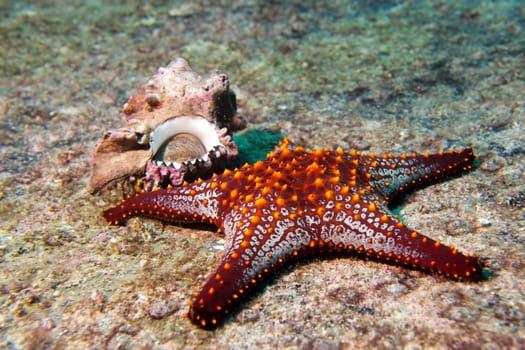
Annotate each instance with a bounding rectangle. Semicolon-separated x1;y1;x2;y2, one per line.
1;1;524;349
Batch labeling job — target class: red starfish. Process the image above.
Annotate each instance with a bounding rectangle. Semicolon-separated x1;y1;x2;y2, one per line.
103;138;483;329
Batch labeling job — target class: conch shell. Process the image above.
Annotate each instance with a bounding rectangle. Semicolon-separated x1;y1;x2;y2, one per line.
88;57;246;193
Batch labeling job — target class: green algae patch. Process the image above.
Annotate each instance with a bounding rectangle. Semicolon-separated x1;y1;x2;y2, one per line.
230;129;285;168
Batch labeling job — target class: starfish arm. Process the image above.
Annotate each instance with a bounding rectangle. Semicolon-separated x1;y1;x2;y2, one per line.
360;148;475;202
103;181;222;226
187;207;299;328
188;230;263;329
312;188;483;279
188;258;245;329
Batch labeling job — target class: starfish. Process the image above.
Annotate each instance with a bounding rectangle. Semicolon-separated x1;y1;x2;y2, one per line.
103;138;483;329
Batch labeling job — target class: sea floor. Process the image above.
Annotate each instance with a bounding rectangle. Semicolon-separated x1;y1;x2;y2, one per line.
1;1;524;349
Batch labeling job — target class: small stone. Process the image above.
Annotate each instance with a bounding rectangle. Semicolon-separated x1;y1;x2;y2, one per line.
480;153;506;172
234;308;260;325
40;318;56;330
478;217;492;227
43;232;63;247
148;300;178;319
306;338;345;350
168;3;200;17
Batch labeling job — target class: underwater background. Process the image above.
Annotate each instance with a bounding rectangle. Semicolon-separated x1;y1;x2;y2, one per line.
1;1;524;348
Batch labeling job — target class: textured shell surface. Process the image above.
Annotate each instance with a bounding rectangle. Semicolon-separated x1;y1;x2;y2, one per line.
88;57;246;194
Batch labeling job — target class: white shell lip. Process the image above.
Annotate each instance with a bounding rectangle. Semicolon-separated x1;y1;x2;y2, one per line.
150;115;222;159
